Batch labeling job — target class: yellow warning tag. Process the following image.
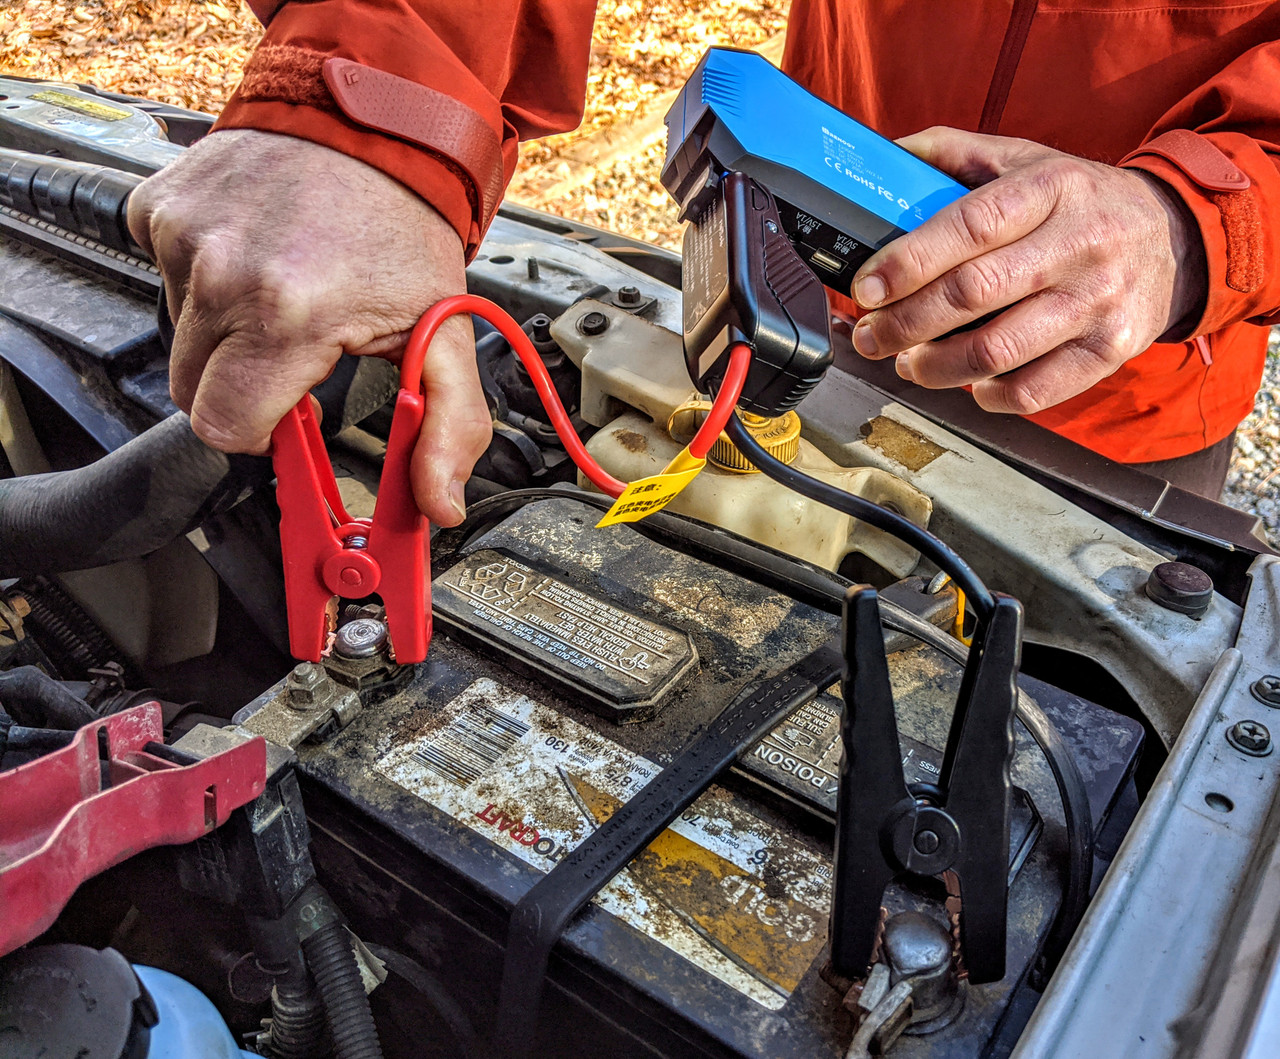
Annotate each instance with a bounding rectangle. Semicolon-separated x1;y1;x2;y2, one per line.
596;446;705;528
31;90;131;122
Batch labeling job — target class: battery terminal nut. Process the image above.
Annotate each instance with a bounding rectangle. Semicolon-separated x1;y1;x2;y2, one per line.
286;663;327;708
324;615;414;704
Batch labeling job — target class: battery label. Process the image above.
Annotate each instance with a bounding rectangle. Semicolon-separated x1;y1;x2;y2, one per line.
376;678;832;1009
744;689;941;813
434;551;697;714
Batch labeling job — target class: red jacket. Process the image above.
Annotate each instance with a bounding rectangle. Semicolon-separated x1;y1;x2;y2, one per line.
217;0;1280;463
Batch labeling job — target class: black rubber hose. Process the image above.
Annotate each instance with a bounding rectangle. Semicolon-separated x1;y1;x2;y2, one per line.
0;413;268;576
269;964;331;1059
301;923;383;1059
0;666;96;729
2;726;76;753
0;147;144;255
249;914;330;1059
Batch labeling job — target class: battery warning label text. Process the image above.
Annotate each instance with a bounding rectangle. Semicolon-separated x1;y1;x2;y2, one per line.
434;551;696;707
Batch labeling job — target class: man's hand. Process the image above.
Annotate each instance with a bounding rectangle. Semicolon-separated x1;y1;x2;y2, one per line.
127;128;492;525
850;127;1206;414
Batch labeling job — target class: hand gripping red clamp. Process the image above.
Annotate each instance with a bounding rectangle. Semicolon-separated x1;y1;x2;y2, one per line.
271;342;431;664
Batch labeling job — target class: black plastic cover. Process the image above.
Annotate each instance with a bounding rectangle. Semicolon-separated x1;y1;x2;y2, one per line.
681;172;833;415
0;944;157;1059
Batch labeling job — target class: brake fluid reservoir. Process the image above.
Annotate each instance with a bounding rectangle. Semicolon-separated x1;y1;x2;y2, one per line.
583;403;932;577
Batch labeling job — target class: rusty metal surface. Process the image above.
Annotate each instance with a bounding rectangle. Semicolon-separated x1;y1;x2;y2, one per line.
859;416;946;473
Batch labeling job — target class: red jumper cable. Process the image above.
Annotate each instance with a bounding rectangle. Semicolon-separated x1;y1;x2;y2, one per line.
271;294;751;664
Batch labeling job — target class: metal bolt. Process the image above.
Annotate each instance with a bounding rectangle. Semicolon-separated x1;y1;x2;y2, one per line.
616;285;642;306
526;256;540;281
578;310;609;336
1227;719;1273;757
1250;676;1280;708
926;571;951;595
335;618;389;659
288;662;324;689
286;662;325;708
764;219;779;233
913;830;940;855
1145;561;1214;619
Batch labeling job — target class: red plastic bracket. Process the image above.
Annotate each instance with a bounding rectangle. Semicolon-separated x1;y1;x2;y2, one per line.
0;702;267;956
271;375;430;663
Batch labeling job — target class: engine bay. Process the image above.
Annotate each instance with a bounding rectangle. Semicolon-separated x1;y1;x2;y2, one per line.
2;80;1280;1059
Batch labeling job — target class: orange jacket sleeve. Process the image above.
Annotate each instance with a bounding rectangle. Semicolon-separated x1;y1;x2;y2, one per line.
214;0;598;258
1118;40;1280;336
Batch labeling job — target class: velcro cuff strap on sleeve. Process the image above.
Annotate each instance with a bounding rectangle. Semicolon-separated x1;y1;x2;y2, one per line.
1121;130;1262;296
1119;129;1250;191
322;58;504;232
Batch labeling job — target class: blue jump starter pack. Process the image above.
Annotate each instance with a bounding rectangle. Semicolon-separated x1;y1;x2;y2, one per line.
661;48;968;414
662;47;967;292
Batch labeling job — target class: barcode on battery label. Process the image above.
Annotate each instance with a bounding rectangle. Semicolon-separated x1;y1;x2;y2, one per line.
411;703;530;787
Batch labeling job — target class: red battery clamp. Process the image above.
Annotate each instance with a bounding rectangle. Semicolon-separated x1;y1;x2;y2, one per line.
271;352;430;664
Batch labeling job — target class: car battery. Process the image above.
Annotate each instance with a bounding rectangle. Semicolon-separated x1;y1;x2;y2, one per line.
286;495;1142;1058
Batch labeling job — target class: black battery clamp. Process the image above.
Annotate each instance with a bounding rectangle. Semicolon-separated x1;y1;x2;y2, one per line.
663;47;968;413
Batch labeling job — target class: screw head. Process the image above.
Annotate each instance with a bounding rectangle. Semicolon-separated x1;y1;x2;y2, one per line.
1250;676;1280;708
616;285;643;306
1227;720;1273;757
578;311;609;336
913;830;940;856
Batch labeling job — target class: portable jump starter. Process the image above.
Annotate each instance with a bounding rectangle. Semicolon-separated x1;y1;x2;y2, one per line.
662;47;968;297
